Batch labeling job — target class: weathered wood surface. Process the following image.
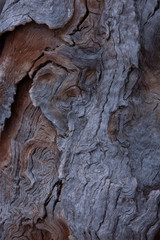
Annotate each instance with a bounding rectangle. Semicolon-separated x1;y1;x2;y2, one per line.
0;0;160;239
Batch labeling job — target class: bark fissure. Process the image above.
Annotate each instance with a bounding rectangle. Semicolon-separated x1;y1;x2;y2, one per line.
70;0;89;35
145;0;160;24
52;180;63;213
0;75;32;167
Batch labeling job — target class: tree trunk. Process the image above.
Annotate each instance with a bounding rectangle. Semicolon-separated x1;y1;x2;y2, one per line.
0;0;160;239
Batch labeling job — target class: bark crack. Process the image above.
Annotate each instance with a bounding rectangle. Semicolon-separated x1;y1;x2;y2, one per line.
69;0;89;36
53;179;63;212
0;75;32;168
2;0;20;14
144;0;160;25
43;179;63;218
96;180;111;236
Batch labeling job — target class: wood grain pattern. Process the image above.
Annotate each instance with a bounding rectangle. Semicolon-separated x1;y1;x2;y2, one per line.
0;0;160;239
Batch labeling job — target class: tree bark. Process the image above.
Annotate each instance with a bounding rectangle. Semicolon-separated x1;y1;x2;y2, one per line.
0;0;160;239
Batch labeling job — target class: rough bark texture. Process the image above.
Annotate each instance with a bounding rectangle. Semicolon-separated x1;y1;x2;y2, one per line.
0;0;160;239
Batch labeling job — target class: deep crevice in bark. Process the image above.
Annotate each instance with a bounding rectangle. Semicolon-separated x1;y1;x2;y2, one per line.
0;32;6;57
53;179;63;212
0;75;32;167
31;60;52;79
154;228;160;240
72;0;89;34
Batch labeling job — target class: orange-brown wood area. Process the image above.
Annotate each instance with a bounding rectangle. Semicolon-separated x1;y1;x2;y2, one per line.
0;23;61;167
0;23;62;84
0;23;71;239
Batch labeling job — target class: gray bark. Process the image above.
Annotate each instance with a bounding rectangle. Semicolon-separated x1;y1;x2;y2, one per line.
0;0;160;239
